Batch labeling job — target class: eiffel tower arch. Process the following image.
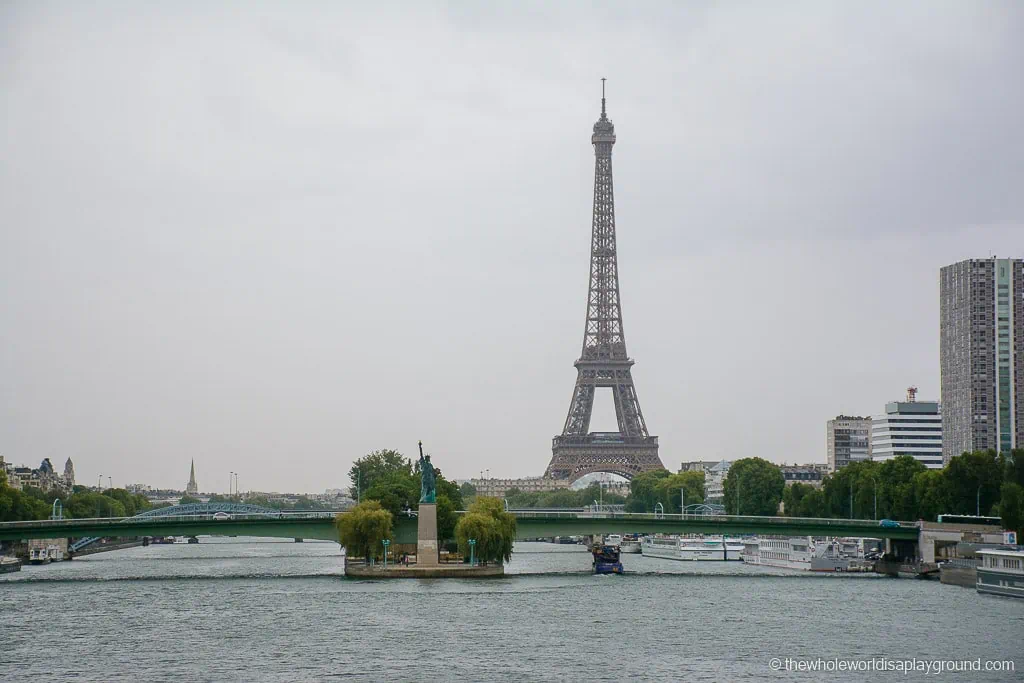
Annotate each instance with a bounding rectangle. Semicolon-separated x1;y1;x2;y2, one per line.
544;84;665;483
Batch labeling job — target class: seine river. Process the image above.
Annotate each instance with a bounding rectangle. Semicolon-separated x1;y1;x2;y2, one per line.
1;539;1020;681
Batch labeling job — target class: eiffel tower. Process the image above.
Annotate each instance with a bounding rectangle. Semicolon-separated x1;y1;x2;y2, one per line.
544;83;664;482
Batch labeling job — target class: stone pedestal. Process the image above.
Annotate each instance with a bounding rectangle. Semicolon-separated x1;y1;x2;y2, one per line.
416;503;439;567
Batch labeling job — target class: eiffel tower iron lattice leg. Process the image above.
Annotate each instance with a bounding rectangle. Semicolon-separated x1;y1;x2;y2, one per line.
544;84;664;483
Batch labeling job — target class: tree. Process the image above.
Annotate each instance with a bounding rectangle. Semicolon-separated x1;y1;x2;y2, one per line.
944;450;1003;515
459;482;478;499
998;482;1024;537
348;449;411;499
178;494;201;505
335;500;393;562
436;494;458;542
625;469;671;512
364;471;418;518
722;458;784;516
64;492;127;519
782;482;813;516
654;472;705;514
913;469;951;522
455;497;516;564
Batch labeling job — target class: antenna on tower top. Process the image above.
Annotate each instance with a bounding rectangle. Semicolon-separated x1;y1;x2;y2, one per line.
601;77;607;116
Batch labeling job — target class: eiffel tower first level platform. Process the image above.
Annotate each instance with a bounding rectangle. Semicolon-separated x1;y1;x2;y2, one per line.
544;84;665;483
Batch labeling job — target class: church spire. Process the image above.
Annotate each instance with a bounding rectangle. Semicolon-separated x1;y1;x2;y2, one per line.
186;459;198;495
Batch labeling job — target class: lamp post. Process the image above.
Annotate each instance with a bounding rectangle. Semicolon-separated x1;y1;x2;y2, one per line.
736;477;741;516
108;476;113;489
872;477;878;521
230;471;234;496
382;539;390;569
98;474;103;490
681;487;685;518
849;478;854;520
977;484;982;517
468;538;477;566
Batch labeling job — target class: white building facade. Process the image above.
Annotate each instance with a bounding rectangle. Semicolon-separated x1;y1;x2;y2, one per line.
870;389;943;469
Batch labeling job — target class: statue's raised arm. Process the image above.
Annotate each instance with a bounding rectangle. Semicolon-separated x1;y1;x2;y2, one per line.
418;440;436;504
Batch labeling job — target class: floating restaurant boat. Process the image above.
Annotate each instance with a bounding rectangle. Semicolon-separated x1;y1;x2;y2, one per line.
740;537;877;572
619;535;642;554
976;547;1024;599
642;535;743;561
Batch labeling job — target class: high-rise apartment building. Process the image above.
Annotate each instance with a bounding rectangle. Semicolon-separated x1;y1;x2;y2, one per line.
939;257;1023;462
826;416;872;472
870;387;943;469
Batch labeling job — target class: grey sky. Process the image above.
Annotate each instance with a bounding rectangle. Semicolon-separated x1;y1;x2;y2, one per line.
2;1;1022;493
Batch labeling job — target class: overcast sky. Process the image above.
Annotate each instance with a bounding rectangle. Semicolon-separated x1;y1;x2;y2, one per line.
2;1;1022;493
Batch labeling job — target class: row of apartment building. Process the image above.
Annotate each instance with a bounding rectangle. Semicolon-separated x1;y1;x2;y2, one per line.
826;256;1023;473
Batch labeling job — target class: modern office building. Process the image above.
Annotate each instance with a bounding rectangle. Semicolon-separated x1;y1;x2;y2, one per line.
870;387;943;469
826;416;872;472
939;257;1023;462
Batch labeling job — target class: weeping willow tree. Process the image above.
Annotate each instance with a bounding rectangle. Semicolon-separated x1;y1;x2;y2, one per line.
335;501;393;562
455;497;516;564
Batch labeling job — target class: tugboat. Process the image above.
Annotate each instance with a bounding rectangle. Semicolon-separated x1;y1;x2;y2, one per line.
591;543;623;574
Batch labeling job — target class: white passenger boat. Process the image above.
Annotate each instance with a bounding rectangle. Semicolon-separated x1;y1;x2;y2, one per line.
1;556;22;574
27;545;62;565
741;537;868;572
642;535;743;561
620;537;642;554
605;534;622;547
976;547;1024;599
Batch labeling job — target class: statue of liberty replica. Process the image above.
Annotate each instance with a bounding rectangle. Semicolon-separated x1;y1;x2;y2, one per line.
416;441;439;565
418;441;436;504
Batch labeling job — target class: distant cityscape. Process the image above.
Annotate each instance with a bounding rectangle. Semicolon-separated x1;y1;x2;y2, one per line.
2;257;1020;507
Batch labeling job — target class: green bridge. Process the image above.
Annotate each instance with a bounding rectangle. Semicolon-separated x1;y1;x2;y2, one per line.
0;510;920;546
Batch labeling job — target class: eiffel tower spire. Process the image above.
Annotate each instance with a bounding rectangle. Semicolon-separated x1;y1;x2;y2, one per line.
545;83;664;482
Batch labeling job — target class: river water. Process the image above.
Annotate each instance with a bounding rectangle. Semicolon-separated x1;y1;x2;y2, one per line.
1;539;1020;681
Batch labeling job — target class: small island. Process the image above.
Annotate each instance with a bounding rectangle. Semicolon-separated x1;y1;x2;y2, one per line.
339;442;514;578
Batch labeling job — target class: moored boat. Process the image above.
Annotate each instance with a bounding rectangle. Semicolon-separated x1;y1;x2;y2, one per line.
1;556;22;574
592;544;623;574
976;547;1024;599
642;535;743;561
620;536;642;554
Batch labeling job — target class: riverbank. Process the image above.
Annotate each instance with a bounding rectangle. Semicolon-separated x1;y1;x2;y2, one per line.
344;560;503;578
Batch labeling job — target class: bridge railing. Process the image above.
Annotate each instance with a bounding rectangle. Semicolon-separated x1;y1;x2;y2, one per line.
508;510;919;529
0;510;344;529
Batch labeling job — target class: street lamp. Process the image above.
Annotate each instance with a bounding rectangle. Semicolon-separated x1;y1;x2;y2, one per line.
977;484;982;517
108;476;113;490
230;471;234;496
872;477;878;521
468;538;477;566
382;539;390;569
681;487;685;518
98;474;103;490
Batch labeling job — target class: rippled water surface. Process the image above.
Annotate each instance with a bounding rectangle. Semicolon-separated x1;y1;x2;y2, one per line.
1;539;1021;681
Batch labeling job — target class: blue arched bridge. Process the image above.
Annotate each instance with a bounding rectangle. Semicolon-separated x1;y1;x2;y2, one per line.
68;503;285;552
0;508;921;548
